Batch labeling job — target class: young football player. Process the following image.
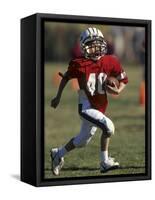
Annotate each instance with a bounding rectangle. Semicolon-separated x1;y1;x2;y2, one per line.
51;27;128;176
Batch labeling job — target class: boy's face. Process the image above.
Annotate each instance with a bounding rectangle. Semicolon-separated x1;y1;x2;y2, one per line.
85;40;103;60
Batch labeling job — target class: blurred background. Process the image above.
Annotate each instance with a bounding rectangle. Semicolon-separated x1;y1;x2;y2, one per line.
45;22;145;65
44;21;146;179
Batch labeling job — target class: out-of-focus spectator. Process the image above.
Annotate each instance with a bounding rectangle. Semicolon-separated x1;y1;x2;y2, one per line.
71;40;82;59
132;28;145;106
132;28;145;66
106;34;115;55
110;26;125;59
122;27;135;62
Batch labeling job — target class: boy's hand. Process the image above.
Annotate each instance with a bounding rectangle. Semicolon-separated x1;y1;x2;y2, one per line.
51;96;60;108
106;82;120;95
106;81;126;95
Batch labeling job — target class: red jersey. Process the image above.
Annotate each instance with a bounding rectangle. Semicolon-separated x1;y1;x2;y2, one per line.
66;55;128;113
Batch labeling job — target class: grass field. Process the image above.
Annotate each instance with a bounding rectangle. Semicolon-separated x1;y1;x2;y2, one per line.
44;62;145;179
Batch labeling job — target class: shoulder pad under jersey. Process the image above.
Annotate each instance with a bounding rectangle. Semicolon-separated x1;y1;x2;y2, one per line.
69;57;93;68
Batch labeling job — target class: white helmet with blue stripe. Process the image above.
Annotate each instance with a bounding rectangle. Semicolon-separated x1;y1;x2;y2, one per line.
80;27;107;60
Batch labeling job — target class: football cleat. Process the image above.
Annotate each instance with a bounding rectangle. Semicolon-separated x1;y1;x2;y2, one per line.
100;157;119;173
50;148;64;176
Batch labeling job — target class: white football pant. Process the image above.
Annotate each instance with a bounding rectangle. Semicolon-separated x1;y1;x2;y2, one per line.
73;90;115;148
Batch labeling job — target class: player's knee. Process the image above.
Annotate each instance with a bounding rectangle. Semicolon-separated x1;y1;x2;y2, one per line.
101;117;115;136
108;120;115;136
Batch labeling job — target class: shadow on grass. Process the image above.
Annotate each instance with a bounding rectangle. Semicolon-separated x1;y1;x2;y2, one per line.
45;166;99;171
45;165;145;172
119;166;145;170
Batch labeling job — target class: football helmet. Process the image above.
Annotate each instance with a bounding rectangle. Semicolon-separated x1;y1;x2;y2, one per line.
80;27;107;60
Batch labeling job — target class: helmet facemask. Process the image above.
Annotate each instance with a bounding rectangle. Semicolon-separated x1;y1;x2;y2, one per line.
80;28;107;60
83;39;107;60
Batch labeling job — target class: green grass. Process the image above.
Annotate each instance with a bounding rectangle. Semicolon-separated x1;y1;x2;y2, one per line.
44;62;145;179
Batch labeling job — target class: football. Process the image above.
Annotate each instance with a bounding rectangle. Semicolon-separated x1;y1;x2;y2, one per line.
106;76;120;88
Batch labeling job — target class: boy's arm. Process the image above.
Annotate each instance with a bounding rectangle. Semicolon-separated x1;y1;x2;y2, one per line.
106;82;126;95
51;73;69;108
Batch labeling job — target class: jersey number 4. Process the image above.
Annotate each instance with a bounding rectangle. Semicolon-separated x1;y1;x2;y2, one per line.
87;73;107;96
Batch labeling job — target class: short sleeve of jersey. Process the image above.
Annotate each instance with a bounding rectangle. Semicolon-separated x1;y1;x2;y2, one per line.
65;60;82;80
110;56;128;84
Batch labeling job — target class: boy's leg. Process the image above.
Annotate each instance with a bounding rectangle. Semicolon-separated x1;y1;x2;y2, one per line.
100;123;119;172
51;103;119;175
79;106;119;172
58;119;97;157
51;119;97;175
100;133;119;172
100;134;110;161
63;138;75;152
